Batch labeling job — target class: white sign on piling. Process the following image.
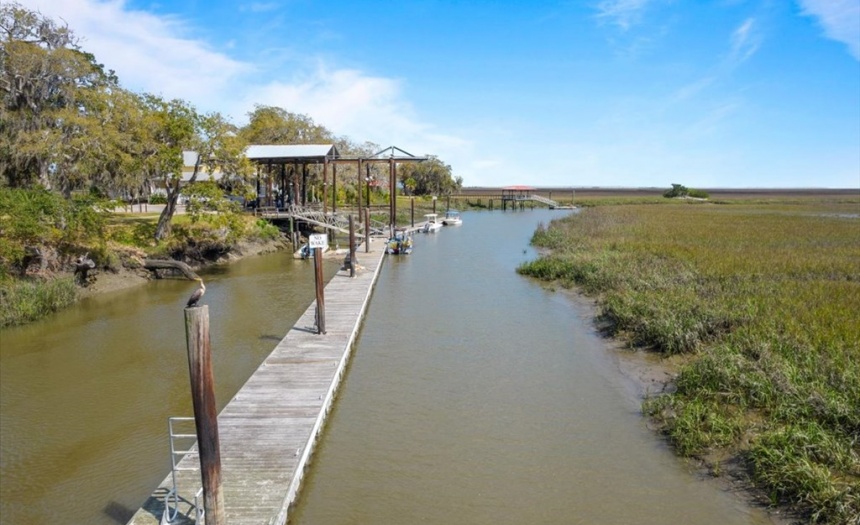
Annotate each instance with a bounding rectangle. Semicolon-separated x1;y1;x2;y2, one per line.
309;233;328;249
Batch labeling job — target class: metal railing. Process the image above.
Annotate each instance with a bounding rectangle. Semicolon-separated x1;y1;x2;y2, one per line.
162;417;205;524
529;194;560;207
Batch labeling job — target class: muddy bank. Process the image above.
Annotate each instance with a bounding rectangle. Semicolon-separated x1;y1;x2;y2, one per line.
80;237;288;298
555;287;799;525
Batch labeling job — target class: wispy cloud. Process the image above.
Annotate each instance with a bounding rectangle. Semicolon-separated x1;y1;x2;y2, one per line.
24;0;253;111
798;0;860;60
594;0;654;31
729;17;761;65
241;2;280;14
18;0;468;161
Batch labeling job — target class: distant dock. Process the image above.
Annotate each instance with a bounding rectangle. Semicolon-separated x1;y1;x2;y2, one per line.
127;243;387;525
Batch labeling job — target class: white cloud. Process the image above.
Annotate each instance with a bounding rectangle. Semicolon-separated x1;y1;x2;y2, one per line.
21;0;253;110
594;0;654;31
235;65;470;158
242;2;280;13
18;0;470;167
798;0;860;60
729;18;760;65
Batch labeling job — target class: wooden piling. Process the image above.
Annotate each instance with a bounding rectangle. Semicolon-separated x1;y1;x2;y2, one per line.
183;305;226;525
348;215;356;278
313;249;326;334
365;208;370;254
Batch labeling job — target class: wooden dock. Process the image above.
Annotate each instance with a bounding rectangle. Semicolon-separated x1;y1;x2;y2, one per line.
127;243;387;525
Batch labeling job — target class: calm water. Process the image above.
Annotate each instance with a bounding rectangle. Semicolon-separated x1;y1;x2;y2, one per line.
291;209;773;525
0;210;773;525
0;253;341;525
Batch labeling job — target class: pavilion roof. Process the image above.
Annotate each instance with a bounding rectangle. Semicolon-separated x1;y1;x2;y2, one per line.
245;144;338;163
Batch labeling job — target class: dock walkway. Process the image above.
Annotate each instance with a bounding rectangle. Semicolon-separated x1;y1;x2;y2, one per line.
128;243;387;525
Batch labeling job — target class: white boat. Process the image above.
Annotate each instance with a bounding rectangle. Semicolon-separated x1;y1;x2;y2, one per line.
442;210;462;226
294;243;329;259
422;213;443;233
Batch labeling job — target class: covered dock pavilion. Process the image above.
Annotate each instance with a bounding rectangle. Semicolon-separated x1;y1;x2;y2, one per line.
247;144;427;231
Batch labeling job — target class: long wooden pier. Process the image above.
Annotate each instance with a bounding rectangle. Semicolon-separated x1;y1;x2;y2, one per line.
127;243;387;525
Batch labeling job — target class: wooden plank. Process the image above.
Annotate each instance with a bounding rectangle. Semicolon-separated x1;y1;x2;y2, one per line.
127;244;387;525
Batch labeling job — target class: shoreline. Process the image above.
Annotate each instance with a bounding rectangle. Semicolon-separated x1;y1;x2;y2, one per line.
552;281;802;525
79;237;288;298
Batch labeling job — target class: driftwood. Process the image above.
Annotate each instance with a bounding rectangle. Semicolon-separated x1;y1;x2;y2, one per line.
143;259;200;280
74;253;97;284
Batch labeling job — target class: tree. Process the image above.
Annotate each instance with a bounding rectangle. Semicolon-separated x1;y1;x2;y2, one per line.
1;3;120;190
663;183;709;199
241;105;334;145
139;96;251;241
397;156;460;196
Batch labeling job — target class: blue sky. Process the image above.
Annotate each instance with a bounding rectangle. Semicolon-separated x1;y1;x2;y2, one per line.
22;0;860;188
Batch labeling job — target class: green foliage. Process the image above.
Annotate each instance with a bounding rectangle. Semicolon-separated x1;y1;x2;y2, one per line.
663;183;689;198
253;219;281;241
0;276;78;327
0;188;108;274
1;3;141;192
519;201;860;522
748;423;859;523
663;183;709;199
397;156;461;196
149;194;167;204
240;105;334;144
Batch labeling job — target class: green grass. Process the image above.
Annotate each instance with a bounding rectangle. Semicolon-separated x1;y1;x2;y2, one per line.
0;277;78;328
518;199;860;524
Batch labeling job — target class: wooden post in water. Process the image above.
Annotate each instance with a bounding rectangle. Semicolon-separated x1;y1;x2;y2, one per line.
348;215;356;278
365;207;370;254
183;306;226;525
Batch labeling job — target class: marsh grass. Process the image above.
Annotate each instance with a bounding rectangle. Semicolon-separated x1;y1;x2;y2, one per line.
518;200;860;523
0;277;78;327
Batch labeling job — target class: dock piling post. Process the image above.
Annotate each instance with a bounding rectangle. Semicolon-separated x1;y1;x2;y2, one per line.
349;215;356;278
365;208;370;254
314;248;326;334
183;305;226;525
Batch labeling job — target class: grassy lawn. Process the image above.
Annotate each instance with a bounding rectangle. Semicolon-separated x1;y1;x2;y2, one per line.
518;198;860;524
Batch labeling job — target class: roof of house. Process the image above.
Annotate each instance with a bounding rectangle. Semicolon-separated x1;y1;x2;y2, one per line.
502;185;537;191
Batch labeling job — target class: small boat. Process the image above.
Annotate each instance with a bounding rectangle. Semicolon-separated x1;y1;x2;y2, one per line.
442;210;462;226
387;228;414;255
294;243;329;259
422;213;443;233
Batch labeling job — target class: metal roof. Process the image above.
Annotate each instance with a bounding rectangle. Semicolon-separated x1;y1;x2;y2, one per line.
245;144;336;161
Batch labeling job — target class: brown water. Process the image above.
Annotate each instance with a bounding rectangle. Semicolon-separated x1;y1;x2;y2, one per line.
0;253;341;525
291;209;774;525
1;210;774;525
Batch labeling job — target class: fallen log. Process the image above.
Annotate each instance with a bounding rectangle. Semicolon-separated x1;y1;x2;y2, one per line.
143;259;199;280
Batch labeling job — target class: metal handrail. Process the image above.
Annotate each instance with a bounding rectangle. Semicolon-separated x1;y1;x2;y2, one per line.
162;416;205;524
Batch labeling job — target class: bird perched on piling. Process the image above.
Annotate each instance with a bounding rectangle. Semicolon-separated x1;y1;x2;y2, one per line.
186;277;206;308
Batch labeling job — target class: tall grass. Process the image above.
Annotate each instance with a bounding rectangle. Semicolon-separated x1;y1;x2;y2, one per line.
519;200;860;524
0;277;78;328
